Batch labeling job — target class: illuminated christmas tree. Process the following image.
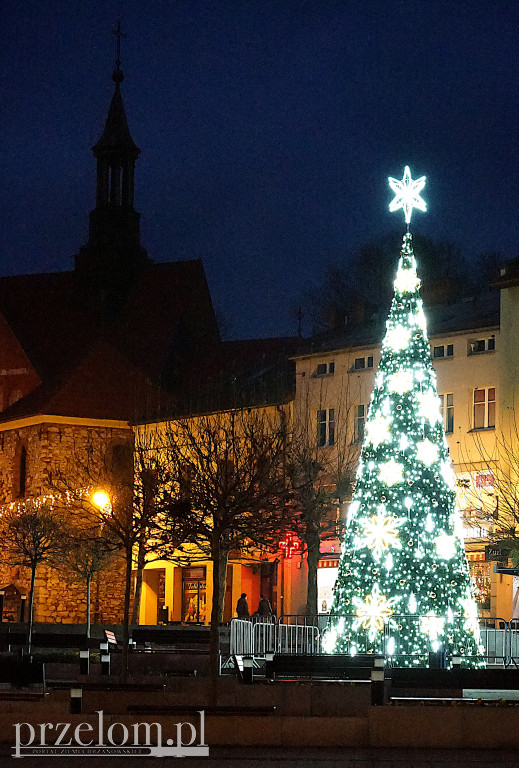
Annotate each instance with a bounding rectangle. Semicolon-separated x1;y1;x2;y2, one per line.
325;168;484;667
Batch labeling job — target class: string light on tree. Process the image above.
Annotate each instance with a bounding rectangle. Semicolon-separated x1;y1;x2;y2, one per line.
325;166;484;667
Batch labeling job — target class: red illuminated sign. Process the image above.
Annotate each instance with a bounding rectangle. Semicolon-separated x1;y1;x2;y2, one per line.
279;532;300;559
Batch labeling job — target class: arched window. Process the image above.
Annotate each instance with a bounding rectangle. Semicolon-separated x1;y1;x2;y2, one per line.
13;444;27;498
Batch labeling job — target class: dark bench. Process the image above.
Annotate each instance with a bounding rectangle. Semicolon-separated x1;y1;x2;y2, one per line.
132;628;210;649
267;654;379;680
127;704;276;716
389;667;519;696
0;658;45;691
47;680;165;692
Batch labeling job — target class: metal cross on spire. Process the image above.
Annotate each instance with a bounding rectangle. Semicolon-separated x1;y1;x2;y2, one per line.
112;20;126;71
388;166;427;227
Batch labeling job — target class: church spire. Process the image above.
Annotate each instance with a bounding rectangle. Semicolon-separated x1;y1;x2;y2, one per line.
92;22;140;210
74;24;150;311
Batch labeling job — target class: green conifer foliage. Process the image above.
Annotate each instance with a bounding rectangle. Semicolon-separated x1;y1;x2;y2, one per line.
325;233;484;667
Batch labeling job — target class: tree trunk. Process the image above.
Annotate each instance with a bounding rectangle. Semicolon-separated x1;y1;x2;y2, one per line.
86;574;91;638
131;538;146;625
121;549;133;682
27;564;37;654
306;526;321;616
209;544;229;701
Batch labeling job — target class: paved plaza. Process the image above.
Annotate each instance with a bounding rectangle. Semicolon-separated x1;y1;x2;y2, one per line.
1;747;518;767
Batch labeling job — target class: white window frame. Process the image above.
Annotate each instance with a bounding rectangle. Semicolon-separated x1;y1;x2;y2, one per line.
317;408;335;447
472;387;496;429
353;404;366;443
439;393;454;434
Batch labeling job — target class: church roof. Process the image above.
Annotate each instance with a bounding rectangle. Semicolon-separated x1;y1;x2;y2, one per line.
0;258;220;423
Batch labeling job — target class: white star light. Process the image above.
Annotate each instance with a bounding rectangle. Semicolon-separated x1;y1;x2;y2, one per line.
416;439;439;467
440;460;456;490
366;414;392;448
435;533;457;560
388;370;413;393
385;324;410;351
394;266;420;293
420;611;445;641
417;389;441;425
378;459;404;486
388;166;427;225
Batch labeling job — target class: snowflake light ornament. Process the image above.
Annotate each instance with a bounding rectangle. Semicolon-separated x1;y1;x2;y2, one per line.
394;266;420;293
416;439;439;467
378;458;404;486
353;584;398;639
360;514;403;559
366;413;392;448
388;166;427;225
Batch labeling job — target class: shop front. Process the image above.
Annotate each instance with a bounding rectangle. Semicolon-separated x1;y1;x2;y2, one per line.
182;567;207;623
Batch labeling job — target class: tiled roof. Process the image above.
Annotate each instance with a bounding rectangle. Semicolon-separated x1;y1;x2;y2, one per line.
297;291;500;357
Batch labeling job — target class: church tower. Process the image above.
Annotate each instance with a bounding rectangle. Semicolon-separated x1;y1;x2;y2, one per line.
74;29;150;311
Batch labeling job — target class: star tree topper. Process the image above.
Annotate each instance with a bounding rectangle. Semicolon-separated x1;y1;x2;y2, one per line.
388;165;427;225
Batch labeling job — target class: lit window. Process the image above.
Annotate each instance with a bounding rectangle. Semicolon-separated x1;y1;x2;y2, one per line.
473;387;495;429
439;394;454;434
354;404;366;443
317;409;335;447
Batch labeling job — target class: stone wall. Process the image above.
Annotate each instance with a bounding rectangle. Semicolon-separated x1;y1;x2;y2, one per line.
0;421;132;624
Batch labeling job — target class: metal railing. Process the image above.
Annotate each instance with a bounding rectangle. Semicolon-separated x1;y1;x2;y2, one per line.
229;614;519;667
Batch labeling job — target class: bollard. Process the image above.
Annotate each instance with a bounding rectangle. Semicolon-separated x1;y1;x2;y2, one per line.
451;655;462;668
79;649;90;675
70;688;83;714
265;652;274;680
374;654;385;669
371;669;386;706
19;595;27;623
428;648;447;669
101;654;111;676
99;641;108;653
0;590;4;623
242;655;254;684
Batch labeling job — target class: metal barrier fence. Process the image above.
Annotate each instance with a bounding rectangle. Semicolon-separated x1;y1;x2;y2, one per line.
229;614;519;667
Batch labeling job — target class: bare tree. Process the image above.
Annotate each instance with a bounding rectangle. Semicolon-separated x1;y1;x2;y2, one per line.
151;405;294;685
51;428;165;679
286;377;358;614
0;501;63;651
61;526;116;637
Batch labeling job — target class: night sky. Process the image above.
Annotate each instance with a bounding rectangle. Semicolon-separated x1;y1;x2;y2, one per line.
2;1;519;339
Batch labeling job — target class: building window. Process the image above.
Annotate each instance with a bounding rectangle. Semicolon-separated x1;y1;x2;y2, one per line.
315;361;335;377
473;387;495;429
13;444;27;498
469;337;495;355
433;344;453;359
354;404;366;443
353;356;374;371
317;408;335;447
439;394;454;433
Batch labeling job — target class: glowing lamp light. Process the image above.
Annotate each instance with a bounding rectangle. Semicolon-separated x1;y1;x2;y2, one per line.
388;165;427;225
92;490;111;512
279;532;300;559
